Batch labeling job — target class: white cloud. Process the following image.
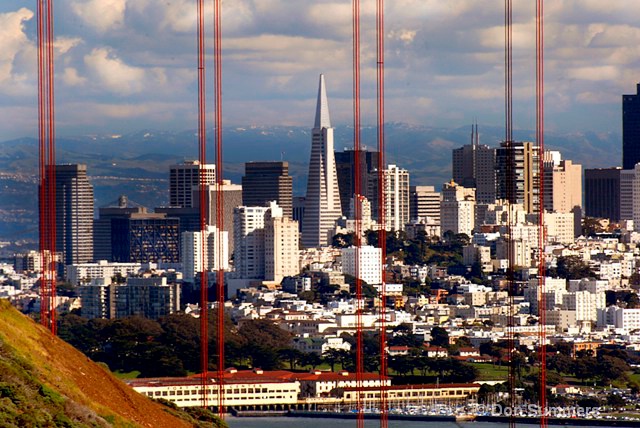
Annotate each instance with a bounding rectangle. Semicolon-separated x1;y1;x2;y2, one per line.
2;0;640;139
0;8;33;89
71;0;126;33
84;47;145;95
62;67;86;87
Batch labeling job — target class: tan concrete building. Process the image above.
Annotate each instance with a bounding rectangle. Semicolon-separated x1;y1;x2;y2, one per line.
265;202;300;283
441;180;475;237
543;151;582;236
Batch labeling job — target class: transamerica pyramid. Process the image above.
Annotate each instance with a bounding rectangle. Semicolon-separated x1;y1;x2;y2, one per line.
301;74;342;248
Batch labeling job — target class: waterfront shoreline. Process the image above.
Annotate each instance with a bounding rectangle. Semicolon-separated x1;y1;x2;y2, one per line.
279;411;640;426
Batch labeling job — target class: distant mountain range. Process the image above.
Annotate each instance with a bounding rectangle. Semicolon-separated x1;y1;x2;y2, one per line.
0;123;621;247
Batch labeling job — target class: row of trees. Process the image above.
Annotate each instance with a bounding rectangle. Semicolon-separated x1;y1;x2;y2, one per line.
58;313;293;377
58;314;483;383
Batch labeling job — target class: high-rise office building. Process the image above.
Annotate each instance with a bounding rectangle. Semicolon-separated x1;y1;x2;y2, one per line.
94;195;147;261
111;213;179;263
452;126;496;204
409;185;441;223
623;83;640;170
242;161;293;218
52;164;94;265
301;74;342;247
169;161;215;208
496;141;540;214
335;149;380;217
584;167;622;221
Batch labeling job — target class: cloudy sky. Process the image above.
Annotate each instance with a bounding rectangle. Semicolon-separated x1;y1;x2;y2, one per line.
0;0;639;141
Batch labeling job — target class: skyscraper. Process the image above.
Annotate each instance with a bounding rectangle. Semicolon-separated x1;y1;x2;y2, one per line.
335;149;380;217
301;74;342;247
584;167;621;221
94;195;147;261
53;164;94;265
623;83;640;170
111;213;180;263
451;125;496;204
242;161;293;218
496;141;540;214
169;161;215;208
371;164;410;231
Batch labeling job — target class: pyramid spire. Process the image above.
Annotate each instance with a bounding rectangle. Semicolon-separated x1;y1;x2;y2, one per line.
314;74;331;129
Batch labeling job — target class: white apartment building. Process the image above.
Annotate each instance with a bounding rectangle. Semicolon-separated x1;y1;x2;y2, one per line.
524;277;567;315
602;306;640;331
562;290;605;323
234;206;269;279
67;260;141;286
544;211;575;244
181;226;229;282
340;245;382;285
373;283;403;296
381;165;410;231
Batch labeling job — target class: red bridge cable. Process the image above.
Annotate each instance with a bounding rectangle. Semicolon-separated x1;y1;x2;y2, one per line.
213;0;225;418
376;0;388;426
504;1;516;427
197;0;208;410
536;1;547;427
352;0;364;425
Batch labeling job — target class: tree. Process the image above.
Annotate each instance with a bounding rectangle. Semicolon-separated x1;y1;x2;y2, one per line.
323;349;342;372
430;327;449;348
551;256;596;279
238;319;293;369
279;348;303;370
331;233;355;248
299;352;322;370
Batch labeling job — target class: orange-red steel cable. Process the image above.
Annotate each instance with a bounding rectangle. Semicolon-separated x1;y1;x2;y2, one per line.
213;0;225;418
536;1;547;426
197;0;208;409
504;0;517;427
376;0;388;425
352;0;364;424
37;0;57;335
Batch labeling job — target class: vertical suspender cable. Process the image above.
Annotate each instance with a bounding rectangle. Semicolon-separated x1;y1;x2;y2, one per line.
38;0;57;335
213;0;225;418
376;0;388;425
197;0;208;410
46;0;57;335
536;1;547;427
504;1;517;427
352;0;364;425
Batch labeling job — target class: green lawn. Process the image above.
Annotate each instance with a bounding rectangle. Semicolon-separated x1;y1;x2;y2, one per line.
469;362;509;381
113;370;141;379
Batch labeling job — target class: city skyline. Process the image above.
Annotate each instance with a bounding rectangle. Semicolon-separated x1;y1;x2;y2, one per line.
1;1;639;142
